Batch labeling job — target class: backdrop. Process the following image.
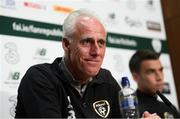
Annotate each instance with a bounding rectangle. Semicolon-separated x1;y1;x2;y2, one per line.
0;0;178;118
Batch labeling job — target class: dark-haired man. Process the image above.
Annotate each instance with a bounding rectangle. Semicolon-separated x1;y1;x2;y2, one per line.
129;49;180;118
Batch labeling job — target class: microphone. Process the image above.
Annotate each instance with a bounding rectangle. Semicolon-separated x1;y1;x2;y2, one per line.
156;90;180;117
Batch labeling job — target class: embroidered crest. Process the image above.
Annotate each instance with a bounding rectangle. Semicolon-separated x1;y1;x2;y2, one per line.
93;100;110;118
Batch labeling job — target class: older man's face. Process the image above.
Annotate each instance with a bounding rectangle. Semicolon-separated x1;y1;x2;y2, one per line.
68;16;106;79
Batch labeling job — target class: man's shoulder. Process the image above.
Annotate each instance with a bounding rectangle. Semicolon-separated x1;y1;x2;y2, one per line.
26;62;52;75
99;68;111;74
98;68;113;79
27;57;62;73
23;57;62;81
98;68;119;84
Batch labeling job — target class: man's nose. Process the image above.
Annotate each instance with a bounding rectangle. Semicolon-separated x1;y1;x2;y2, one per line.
90;42;100;55
156;71;163;81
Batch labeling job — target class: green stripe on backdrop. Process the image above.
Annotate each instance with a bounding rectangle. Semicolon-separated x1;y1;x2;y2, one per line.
107;32;168;53
0;15;62;41
0;15;168;53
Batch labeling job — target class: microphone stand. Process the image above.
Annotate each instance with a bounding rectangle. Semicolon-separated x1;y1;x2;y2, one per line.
156;90;180;117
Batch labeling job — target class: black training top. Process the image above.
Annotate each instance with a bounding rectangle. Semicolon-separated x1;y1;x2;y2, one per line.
137;89;180;118
15;57;122;118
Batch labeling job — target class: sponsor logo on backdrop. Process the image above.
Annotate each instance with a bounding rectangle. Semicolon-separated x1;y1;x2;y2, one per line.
53;5;73;13
107;33;167;53
4;42;20;64
23;1;46;10
151;38;162;53
124;16;142;28
33;48;50;63
162;82;171;94
108;35;137;47
12;22;62;37
146;21;161;32
145;0;156;11
8;71;20;80
4;71;20;88
0;0;16;9
126;0;136;10
106;12;118;25
36;48;47;57
9;95;17;117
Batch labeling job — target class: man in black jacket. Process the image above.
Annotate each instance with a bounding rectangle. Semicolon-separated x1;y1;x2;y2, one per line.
15;8;121;118
129;49;180;118
15;9;160;118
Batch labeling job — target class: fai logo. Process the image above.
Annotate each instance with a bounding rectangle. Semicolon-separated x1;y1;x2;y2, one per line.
93;100;110;118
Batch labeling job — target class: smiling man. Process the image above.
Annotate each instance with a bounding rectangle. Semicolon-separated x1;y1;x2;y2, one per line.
15;9;161;119
15;9;121;118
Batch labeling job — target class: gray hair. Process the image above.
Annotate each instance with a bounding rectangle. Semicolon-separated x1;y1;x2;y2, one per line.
62;8;105;42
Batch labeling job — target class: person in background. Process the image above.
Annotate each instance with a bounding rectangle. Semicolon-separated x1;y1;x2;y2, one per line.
15;9;161;118
129;49;180;118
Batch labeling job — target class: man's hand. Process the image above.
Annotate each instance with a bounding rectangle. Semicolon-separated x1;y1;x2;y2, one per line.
142;111;161;119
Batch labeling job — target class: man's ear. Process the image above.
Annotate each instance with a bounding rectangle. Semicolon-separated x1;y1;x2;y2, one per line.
62;38;70;51
132;72;139;83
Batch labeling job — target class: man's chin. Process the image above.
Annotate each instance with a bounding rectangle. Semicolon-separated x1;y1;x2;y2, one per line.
157;88;163;93
86;70;99;77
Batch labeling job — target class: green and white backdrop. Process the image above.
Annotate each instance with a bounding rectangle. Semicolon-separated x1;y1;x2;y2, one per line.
0;0;178;118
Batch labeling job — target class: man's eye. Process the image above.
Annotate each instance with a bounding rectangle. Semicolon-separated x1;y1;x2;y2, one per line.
84;39;90;43
98;40;106;46
146;70;155;75
81;39;91;45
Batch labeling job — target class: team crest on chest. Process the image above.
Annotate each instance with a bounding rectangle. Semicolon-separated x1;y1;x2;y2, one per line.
93;100;110;118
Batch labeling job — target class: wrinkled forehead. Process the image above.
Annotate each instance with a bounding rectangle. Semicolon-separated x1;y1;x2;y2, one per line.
75;16;106;35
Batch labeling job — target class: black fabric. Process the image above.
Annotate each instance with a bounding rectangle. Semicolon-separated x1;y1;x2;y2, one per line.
15;57;122;118
136;89;179;118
